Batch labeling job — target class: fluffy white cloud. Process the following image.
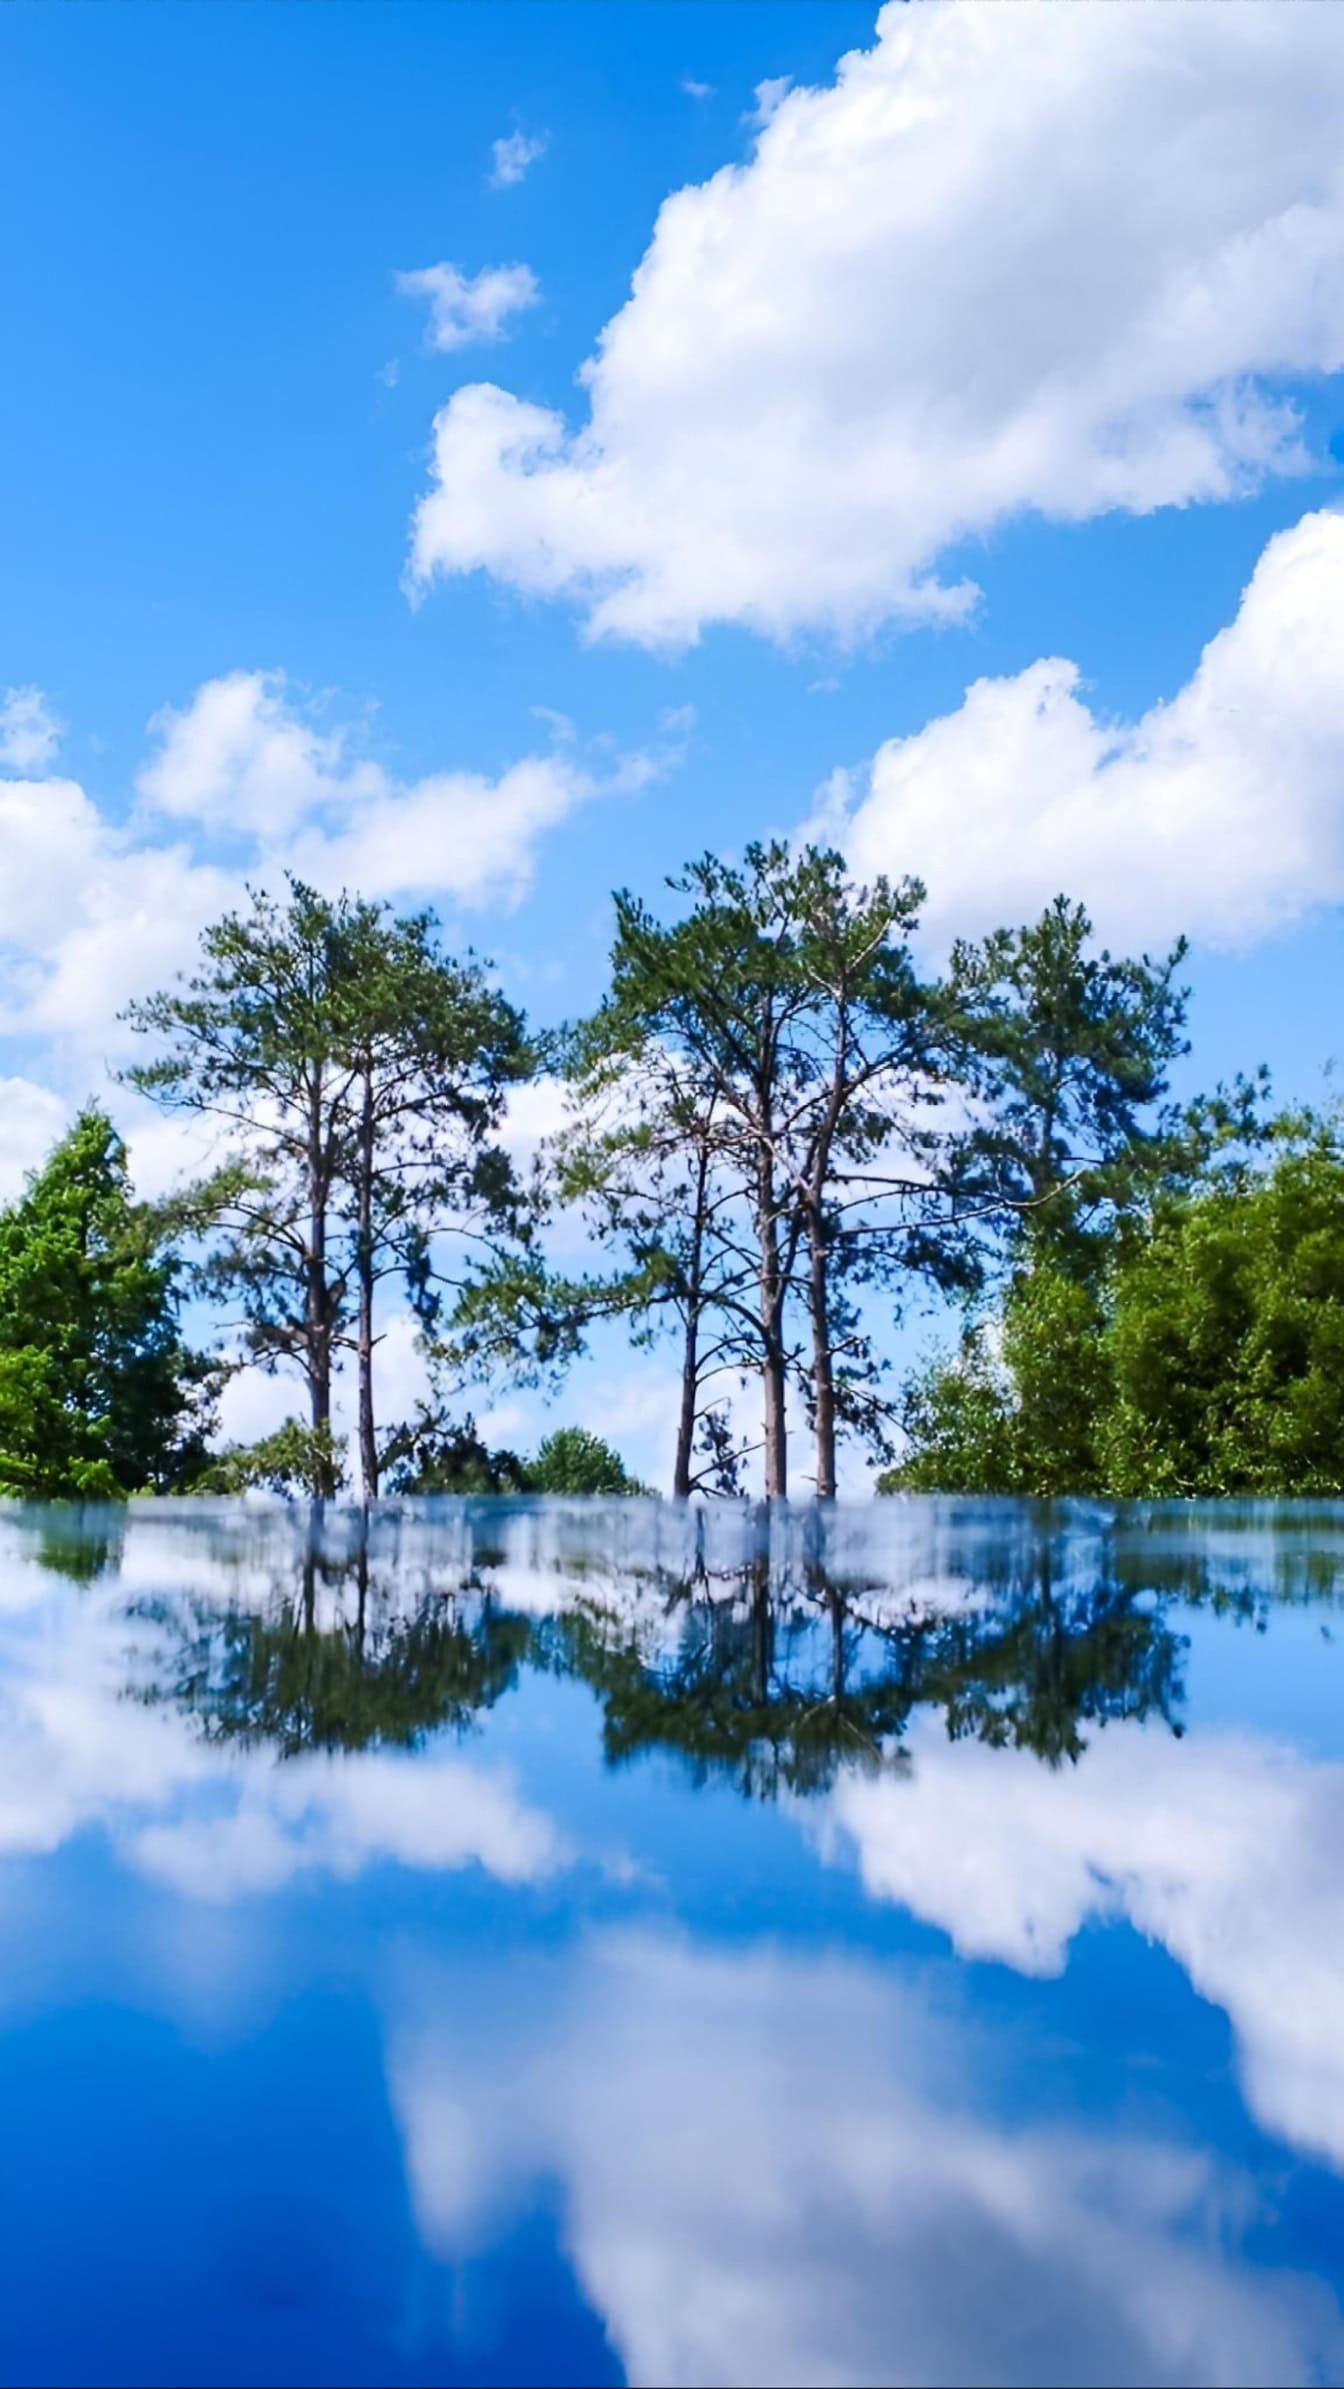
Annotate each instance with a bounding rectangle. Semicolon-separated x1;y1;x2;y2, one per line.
285;750;597;908
392;1931;1341;2388
137;668;375;834
408;1;1344;647
817;1710;1344;2176
0;1519;566;1900
136;668;641;912
0;1077;67;1199
0;685;61;772
816;508;1344;952
396;261;540;353
488;129;546;189
0;671;642;1058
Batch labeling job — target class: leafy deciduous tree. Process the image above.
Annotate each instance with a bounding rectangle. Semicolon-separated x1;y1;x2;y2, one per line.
0;1107;215;1497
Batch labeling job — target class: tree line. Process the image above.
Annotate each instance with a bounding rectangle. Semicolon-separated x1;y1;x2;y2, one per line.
0;841;1332;1501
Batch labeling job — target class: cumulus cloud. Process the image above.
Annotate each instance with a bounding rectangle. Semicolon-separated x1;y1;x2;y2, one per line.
0;685;61;773
815;509;1344;953
0;1078;67;1199
408;1;1344;648
0;670;651;1058
0;1523;566;1901
396;261;540;354
488;129;546;189
816;1710;1344;2178
391;1931;1341;2387
137;668;373;834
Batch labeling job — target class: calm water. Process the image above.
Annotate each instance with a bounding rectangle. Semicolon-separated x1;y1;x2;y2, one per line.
2;1496;1344;2388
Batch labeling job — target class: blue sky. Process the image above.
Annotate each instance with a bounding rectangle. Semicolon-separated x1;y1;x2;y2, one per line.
3;0;1344;1481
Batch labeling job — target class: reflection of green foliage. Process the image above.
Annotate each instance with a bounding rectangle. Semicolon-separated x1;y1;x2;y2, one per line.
146;1559;531;1758
552;1544;1184;1796
32;1506;127;1584
125;1507;1219;1802
923;1567;1184;1765
551;1582;913;1799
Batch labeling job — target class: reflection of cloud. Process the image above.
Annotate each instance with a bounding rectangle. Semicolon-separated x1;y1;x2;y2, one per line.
814;1716;1344;2173
391;1932;1342;2388
0;1544;564;1900
133;1749;564;1901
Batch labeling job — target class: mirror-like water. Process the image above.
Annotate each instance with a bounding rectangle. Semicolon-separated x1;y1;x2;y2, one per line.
2;1495;1343;2387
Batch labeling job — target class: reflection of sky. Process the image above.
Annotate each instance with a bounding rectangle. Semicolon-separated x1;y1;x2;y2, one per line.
1;1499;1343;2386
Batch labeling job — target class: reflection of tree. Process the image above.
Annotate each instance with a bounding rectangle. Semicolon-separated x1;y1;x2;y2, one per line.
917;1551;1185;1765
1105;1503;1344;1632
139;1529;529;1758
113;1495;1344;1798
546;1528;1188;1797
15;1501;127;1584
550;1559;918;1800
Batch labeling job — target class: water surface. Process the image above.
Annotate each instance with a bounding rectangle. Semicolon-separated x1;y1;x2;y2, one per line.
2;1495;1343;2387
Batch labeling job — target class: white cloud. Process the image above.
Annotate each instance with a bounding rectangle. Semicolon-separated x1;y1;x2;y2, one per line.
817;508;1344;952
0;1078;67;1199
745;75;792;128
396;261;540;355
0;773;107;951
137;668;373;834
286;749;597;910
488;129;546;189
681;78;714;103
408;1;1344;648
24;844;238;1040
133;1746;564;1902
392;1931;1341;2388
0;1520;566;1901
0;671;643;1061
816;1710;1344;2178
0;685;61;773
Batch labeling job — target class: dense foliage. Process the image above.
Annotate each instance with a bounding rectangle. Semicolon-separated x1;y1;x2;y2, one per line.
886;1127;1344;1497
0;1109;214;1496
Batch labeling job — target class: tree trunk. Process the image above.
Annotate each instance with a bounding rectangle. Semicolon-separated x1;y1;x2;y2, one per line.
761;1335;788;1499
672;1143;710;1499
757;1163;789;1499
673;1310;698;1499
807;1208;837;1499
356;1066;378;1499
306;1073;335;1491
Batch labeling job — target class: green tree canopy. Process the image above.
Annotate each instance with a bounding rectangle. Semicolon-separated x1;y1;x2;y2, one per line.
526;1426;648;1496
125;877;531;1496
0;1107;215;1497
888;1122;1344;1498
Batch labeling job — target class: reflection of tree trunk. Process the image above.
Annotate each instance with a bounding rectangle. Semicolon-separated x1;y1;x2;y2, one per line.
354;1526;369;1662
749;1547;773;1705
829;1589;846;1704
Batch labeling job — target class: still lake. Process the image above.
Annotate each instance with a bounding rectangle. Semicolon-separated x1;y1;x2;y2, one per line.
1;1494;1343;2387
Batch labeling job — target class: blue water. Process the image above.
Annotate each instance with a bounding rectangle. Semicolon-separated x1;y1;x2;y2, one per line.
1;1495;1343;2387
